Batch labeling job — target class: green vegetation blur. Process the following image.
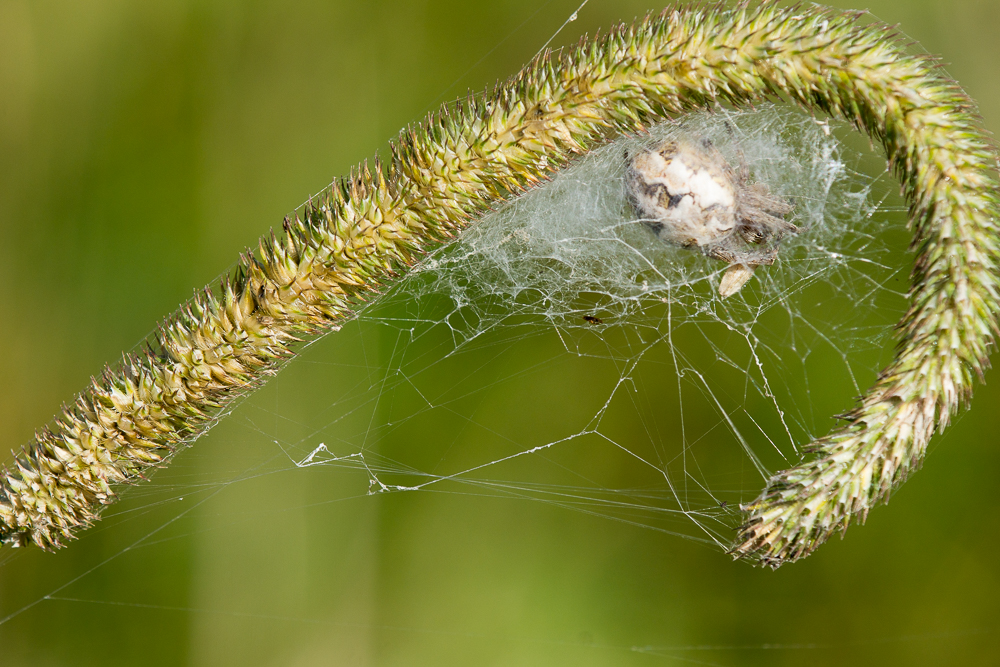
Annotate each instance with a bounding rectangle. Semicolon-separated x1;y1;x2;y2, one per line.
1;1;998;665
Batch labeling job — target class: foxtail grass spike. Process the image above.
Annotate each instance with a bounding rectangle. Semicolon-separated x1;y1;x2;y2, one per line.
2;2;997;567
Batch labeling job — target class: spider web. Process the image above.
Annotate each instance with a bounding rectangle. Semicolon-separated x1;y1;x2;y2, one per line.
95;104;905;555
0;103;916;667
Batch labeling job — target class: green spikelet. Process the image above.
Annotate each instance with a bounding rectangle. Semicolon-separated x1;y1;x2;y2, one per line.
2;2;998;566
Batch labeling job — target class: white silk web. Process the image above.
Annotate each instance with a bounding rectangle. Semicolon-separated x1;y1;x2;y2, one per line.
0;102;913;659
160;104;906;552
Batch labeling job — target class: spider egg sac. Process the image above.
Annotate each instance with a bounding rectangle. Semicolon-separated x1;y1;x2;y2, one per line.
626;138;738;249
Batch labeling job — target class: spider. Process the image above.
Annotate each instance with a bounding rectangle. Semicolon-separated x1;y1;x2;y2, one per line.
626;136;796;297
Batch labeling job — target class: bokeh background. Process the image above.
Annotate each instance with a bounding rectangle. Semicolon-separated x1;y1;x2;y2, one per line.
1;1;999;665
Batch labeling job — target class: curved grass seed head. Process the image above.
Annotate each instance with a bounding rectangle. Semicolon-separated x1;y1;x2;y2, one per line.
1;2;997;569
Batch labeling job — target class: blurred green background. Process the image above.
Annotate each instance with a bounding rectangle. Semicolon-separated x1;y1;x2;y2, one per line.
1;1;999;665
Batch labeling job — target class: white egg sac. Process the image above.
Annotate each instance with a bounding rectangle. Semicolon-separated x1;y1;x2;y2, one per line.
626;139;739;249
